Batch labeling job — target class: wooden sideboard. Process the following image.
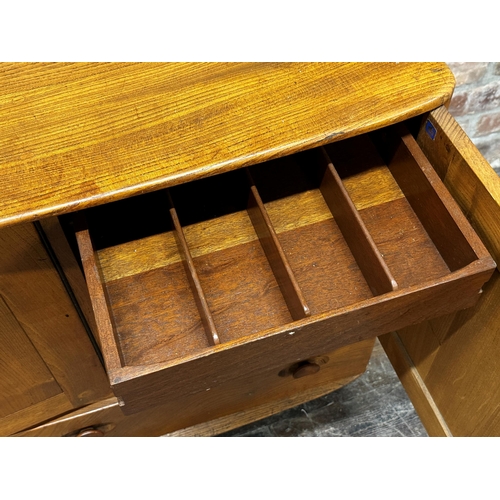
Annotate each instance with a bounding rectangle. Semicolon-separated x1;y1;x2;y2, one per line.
1;63;499;437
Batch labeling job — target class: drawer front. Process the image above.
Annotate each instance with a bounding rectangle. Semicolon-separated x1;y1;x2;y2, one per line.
15;397;125;437
68;115;495;415
17;340;374;436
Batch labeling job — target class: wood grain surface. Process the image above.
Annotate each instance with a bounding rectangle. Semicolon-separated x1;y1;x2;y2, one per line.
101;190;447;368
319;148;397;295
95;156;405;282
0;223;111;406
377;332;452;437
16;339;375;436
0;221;111;435
418;107;500;263
247;182;310;321
70;125;495;418
94;190;455;367
1;393;73;437
112;258;493;415
0;63;454;228
99;191;492;374
0;295;61;418
359;198;450;289
381;107;500;436
39;217;100;342
389;123;484;270
75;220;125;371
170;205;220;346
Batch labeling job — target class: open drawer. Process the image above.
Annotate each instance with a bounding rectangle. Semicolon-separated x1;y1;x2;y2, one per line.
69;120;496;416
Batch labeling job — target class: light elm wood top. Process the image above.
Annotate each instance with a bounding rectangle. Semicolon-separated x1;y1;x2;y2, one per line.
0;63;455;228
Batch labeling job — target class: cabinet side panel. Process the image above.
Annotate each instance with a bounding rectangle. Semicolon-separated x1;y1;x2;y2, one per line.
423;270;500;436
385;271;500;436
378;332;452;437
418;107;500;263
383;106;500;437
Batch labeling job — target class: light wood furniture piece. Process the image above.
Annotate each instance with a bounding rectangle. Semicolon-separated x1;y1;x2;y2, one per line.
1;63;499;437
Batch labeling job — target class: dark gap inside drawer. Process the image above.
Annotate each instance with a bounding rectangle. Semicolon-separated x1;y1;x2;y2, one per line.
58;190;173;276
83;189;173;250
249;155;375;315
323;134;451;288
170;171;293;342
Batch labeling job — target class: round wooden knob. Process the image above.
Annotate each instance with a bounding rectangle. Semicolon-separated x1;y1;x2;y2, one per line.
76;427;105;437
292;361;321;379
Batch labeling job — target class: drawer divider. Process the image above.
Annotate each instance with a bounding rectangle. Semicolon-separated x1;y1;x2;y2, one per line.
168;193;220;346
246;170;311;320
319;147;398;296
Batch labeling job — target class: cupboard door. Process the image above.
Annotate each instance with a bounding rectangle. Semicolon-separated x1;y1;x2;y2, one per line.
0;295;66;417
0;222;111;436
380;106;500;437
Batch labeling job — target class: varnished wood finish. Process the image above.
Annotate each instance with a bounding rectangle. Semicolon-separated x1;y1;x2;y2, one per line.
39;217;99;342
7;65;500;437
388;124;485;270
359;198;451;289
378;332;452;437
418;107;500;263
191;240;293;342
0;223;111;406
76;427;105;437
382;107;500;437
95;161;406;283
71;126;495;415
0;222;111;435
0;63;454;229
169;204;220;346
323;135;452;290
14;397;124;437
0;295;61;418
291;362;321;379
247;181;310;320
74;219;124;371
323;134;405;210
105;263;213;366
274;218;373;314
319;148;398;295
160;373;351;436
1;394;74;437
111;257;493;415
384;271;500;437
16;339;375;436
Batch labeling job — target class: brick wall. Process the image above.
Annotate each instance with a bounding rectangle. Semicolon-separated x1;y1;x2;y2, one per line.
447;62;500;175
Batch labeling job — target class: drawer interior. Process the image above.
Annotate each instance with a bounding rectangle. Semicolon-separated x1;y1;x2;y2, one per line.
68;122;494;372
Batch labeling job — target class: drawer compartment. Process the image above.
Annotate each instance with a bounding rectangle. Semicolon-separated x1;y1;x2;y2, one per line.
70;120;496;416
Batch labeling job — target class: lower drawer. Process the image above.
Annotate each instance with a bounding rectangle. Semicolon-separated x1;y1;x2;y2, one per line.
16;339;375;436
66;119;495;415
